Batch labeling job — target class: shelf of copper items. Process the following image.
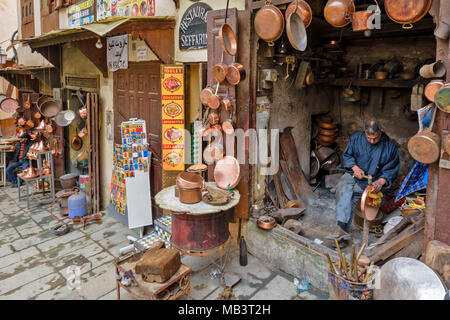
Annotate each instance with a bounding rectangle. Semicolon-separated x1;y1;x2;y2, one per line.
114;250;191;300
316;78;422;88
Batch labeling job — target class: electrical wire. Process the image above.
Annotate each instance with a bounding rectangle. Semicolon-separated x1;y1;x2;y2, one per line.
50;191;75;221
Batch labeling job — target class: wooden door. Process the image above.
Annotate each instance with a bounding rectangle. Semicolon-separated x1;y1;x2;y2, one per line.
114;62;163;218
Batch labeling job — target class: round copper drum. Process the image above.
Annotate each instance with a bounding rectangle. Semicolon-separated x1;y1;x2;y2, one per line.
212;63;228;84
408;131;441;164
222;120;234;135
208;111;220;125
214;156;240;190
424;80;445;102
285;0;312;28
384;0;431;25
324;0;355;28
226;63;246;86
200;87;214;106
219;23;237;56
361;186;380;221
254;4;285;43
208;94;222;110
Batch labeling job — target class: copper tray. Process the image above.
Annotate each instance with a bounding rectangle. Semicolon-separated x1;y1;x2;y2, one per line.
360;186;381;221
214;156;240;190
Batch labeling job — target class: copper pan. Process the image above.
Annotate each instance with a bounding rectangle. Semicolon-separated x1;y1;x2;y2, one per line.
408;130;441;164
319;127;339;137
254;0;285;45
200;87;214;106
316;136;335;147
34;111;42;119
286;1;308;51
317;115;338;129
207;94;222;110
222;119;234;135
384;0;431;29
26;120;35;129
226;61;246;86
285;0;312;28
219;23;237;56
318;134;337;143
212;63;228;84
17;117;26;126
222;97;232;112
257;215;277;230
361;186;381;221
424;80;445;102
214;156;240;190
324;0;355;28
179;187;202;204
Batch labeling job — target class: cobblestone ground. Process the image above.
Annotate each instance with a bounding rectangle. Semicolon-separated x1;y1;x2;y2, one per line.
0;185;326;300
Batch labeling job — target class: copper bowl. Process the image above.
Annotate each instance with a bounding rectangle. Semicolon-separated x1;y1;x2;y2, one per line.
214;156;240;190
39;98;62;118
318;134;337;143
200;87;214;106
176;172;204;190
316;115;338;130
257;215;277;230
319;128;338;137
324;0;355;28
34;112;42;119
316;136;335;147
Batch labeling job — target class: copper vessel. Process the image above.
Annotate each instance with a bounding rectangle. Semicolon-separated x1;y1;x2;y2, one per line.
17;117;26;126
351;10;373;32
214;156;240;190
176;172;204;190
35;140;49;152
257;215;277;230
285;0;312;28
46;122;55;134
30;141;39;151
316;136;335;147
324;0;355;28
23;96;31;109
171;211;230;251
222;98;232;112
34;111;42;119
212;63;228;84
317;115;338;130
36;119;46;130
286;1;308;51
200;87;214;106
219;23;237;56
361;186;381;221
384;0;431;28
208;111;220;125
408;130;441;164
22;166;38;179
226;62;246;86
26;120;35;129
26;151;37;160
207;94;222;110
319;127;339;137
318;134;337;143
254;1;285;44
16;127;26;137
179;187;202;204
222;118;234;135
42;165;52;176
424;80;445;102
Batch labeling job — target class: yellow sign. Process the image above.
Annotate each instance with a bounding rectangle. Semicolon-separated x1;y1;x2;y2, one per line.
161;66;185;171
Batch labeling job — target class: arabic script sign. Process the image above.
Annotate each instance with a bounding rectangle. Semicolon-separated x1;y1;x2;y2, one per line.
107;35;129;72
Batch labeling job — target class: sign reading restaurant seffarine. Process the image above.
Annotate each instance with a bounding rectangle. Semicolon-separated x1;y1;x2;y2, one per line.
179;2;212;50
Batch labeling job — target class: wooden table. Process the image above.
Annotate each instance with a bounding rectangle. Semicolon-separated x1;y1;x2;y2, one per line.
115;251;191;300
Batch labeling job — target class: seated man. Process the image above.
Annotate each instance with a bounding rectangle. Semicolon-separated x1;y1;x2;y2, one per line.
6;133;32;187
329;120;400;240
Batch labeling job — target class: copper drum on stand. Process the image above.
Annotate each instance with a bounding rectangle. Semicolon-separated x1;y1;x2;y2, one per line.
171;211;231;252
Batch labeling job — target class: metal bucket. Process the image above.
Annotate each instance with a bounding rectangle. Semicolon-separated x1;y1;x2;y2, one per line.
328;272;373;300
171;211;230;252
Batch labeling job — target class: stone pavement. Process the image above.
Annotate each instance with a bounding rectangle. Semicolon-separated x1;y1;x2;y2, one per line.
0;185;327;300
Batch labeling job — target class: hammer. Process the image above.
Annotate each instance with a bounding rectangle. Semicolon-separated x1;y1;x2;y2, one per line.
353;174;373;185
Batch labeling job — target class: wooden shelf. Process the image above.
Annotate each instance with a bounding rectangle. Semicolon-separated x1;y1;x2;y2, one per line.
316;78;421;88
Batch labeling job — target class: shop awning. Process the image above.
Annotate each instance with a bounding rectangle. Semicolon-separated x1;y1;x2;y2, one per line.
18;16;175;49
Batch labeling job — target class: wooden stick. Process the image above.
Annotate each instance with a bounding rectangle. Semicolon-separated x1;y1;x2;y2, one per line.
325;253;337;275
363;262;374;283
362;219;370;247
350;245;356;281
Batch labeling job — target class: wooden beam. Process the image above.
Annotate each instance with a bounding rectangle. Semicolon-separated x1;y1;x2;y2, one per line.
138;29;174;64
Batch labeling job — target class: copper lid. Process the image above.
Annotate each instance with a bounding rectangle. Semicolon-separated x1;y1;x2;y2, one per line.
424;80;444;102
214;156;240;190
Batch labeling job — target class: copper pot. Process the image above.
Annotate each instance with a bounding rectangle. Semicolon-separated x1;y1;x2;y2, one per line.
351;10;373;32
384;0;431;29
219;23;237;56
176;172;204;190
408;130;441;164
208;111;220;125
285;0;312;28
71;135;83;151
200;87;215;106
207;94;222;110
26;120;35;129
424;80;445;102
222;97;232;112
212;63;228;84
254;0;285;45
34;111;42;119
27;151;37;160
286;1;308;51
35;140;49;152
316;136;335;147
316;115;338;130
318;134;337;143
319;127;338;137
222;118;234;135
17;118;26;126
23;96;31;109
324;0;355;28
22;166;38;179
257;215;277;230
42;166;52;176
179;187;202;204
226;62;246;86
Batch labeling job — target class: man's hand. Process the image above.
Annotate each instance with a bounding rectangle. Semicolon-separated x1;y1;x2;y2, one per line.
352;166;365;180
372;178;386;193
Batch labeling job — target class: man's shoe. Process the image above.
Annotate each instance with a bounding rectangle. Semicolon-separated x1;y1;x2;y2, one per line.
326;226;351;241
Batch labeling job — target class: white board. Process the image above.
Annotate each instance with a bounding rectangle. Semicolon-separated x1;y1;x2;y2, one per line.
125;169;153;229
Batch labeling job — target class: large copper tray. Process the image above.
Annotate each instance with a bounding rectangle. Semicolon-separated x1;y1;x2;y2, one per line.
360;185;380;221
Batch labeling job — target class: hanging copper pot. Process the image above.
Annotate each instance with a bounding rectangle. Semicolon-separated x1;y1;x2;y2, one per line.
208;111;220;125
45;122;55;134
254;0;285;45
222;97;232;112
207;93;222;110
286;1;308;51
226;61;246;86
200;87;215;106
17;117;26;126
219;23;238;56
408;130;441;164
23;96;31;109
16;126;26;137
176;172;204;190
34;111;42;119
35;140;49;152
222;118;235;135
384;0;431;29
324;0;355;28
212;63;228;84
26;120;35;129
351;11;373;32
285;0;312;28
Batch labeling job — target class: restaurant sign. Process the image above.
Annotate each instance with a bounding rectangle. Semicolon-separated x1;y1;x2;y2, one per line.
97;0;156;20
69;0;96;28
179;2;212;50
161;65;185;171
